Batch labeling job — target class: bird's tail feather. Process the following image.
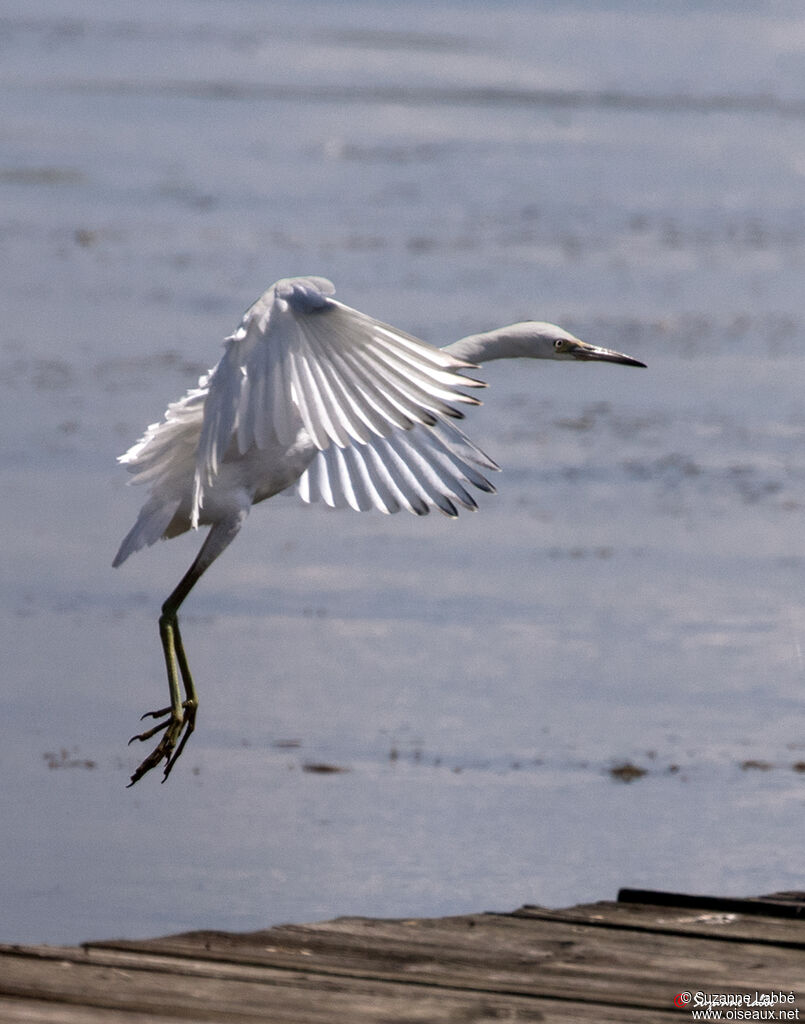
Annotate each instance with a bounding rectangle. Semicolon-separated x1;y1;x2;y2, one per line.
112;495;182;567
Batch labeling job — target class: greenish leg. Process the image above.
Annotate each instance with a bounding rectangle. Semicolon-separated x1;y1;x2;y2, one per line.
159;612;198;776
127;514;244;787
127;609;198;786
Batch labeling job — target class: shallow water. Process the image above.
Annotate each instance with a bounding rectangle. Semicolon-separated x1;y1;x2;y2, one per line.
1;0;805;944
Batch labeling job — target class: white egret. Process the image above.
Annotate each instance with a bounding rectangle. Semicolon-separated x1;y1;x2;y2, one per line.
115;276;645;785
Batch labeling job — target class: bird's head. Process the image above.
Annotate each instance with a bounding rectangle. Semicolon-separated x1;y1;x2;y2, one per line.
513;322;646;367
445;322;646;367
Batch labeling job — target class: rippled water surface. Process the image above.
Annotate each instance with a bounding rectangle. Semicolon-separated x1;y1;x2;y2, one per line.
2;0;805;944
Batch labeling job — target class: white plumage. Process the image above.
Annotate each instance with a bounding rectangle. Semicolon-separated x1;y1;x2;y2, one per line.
116;276;645;786
114;276;487;569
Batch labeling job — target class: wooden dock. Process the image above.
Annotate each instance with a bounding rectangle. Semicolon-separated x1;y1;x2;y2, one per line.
2;889;803;1022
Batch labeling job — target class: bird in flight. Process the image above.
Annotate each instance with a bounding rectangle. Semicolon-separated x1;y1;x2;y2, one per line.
114;276;645;785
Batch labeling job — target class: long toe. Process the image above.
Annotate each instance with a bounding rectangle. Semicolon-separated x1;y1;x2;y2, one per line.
160;709;197;782
140;705;172;721
128;742;172;787
127;715;183;786
128;718;172;745
127;703;196;786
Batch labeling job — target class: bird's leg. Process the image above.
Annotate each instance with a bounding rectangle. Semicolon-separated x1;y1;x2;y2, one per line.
127;513;245;786
157;609;198;775
127;576;200;786
127;603;197;785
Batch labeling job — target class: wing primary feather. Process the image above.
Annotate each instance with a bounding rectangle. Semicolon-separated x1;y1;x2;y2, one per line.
311;442;337;506
363;442;424;515
368;330;485;391
406;425;495;498
287;348;331;450
400;432;480;510
297;464;313;504
347;446;398;513
432;418;501;472
320;307;484;401
358;342;480;418
294;413;500;516
330;303;483;375
294;326;374;446
384;431;466;517
300;309;430;433
331;445;375;511
314;341;422;434
366;435;434;516
327;342;449;428
348;444;403;514
295;322;389;444
292;337;352;449
299;303;482;431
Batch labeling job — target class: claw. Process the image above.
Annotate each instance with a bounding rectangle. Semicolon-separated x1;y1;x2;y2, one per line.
140;706;172;722
127;699;197;787
128;711;172;746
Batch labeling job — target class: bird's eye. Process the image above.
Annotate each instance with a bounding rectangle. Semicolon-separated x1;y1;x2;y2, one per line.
554;339;565;351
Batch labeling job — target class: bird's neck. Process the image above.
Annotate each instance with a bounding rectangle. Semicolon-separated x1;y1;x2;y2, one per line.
443;324;548;365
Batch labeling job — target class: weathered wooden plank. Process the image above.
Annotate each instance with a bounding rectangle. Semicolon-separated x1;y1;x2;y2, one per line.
515;898;805;947
0;996;182;1023
0;993;679;1024
86;909;805;1010
0;946;674;1023
4;897;805;1022
0;944;544;1024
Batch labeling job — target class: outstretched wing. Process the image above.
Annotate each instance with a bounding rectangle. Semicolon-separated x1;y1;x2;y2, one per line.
297;416;499;517
193;276;484;524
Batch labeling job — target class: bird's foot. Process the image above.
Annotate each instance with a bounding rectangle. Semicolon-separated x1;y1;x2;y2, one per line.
127;699;197;786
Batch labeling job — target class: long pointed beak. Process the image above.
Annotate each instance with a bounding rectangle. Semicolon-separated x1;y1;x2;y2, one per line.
569;340;646;368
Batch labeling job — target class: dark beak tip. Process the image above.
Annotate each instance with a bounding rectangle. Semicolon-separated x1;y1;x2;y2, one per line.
608;352;646;368
577;344;646;368
596;354;647;368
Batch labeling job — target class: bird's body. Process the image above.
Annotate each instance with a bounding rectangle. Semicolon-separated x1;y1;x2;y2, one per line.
115;400;316;555
116;276;645;785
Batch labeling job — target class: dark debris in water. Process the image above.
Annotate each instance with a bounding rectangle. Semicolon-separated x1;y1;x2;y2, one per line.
286;749;805;781
605;757;805;780
740;758;774;771
302;762;350;774
0;166;84;186
43;748;96;771
609;761;648;783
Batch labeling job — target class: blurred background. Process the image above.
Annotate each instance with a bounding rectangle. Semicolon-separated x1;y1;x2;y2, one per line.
2;0;804;944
